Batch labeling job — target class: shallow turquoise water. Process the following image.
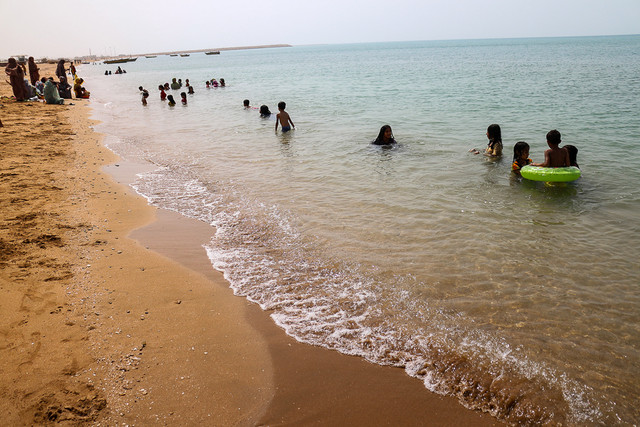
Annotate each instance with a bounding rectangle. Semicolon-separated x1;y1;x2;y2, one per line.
85;35;640;424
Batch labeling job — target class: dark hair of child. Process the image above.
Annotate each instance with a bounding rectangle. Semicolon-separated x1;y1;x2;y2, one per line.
487;124;502;146
564;144;579;168
373;124;396;145
278;101;286;110
513;141;529;163
260;105;271;116
546;129;561;145
243;99;250;107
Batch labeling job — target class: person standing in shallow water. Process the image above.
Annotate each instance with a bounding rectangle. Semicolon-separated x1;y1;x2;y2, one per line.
275;101;295;133
372;124;396;145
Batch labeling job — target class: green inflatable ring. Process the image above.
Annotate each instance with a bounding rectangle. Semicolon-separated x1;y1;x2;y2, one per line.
520;165;581;182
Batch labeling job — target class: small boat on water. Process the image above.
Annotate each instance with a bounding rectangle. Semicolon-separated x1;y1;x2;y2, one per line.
205;51;220;55
104;57;137;64
169;54;178;57
180;54;190;57
145;55;157;58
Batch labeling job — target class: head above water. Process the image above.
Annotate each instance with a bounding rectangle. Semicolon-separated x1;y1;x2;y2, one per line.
487;124;502;142
260;105;271;116
243;99;250;107
546;129;561;146
377;124;393;141
278;101;286;110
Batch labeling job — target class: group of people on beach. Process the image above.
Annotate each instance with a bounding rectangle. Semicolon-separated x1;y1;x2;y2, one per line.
244;99;295;133
4;56;89;104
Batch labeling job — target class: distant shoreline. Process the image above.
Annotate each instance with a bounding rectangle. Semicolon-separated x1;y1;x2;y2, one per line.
110;44;292;60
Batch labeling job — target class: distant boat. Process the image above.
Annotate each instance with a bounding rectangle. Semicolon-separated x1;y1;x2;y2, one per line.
145;55;157;58
169;54;178;57
180;54;190;57
104;57;137;64
205;51;220;55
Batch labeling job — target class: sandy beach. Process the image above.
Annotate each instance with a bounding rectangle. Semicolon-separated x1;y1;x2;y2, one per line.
1;63;498;425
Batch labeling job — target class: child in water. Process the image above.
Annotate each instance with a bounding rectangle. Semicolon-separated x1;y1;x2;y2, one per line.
531;130;570;167
181;92;187;104
511;141;532;174
259;105;271;117
564;144;579;168
167;94;176;106
485;124;502;157
141;90;149;106
372;124;396;145
275;101;295;132
470;124;502;156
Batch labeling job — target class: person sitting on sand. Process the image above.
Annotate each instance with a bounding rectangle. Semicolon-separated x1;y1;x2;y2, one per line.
531;130;570;168
511;141;532;174
4;57;27;101
58;75;73;99
73;77;90;99
170;78;180;90
372;124;396;145
44;78;64;104
35;77;46;96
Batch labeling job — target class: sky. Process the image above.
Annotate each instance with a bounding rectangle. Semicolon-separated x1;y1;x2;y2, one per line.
1;0;639;59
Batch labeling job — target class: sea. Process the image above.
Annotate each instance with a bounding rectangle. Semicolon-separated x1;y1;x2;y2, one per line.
81;35;640;425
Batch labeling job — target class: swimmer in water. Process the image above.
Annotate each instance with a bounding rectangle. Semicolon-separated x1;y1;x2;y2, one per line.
372;124;396;145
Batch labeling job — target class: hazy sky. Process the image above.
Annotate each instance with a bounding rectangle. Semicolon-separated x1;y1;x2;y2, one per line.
2;0;639;59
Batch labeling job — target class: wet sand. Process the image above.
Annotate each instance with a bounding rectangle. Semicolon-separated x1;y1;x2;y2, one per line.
0;63;498;425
